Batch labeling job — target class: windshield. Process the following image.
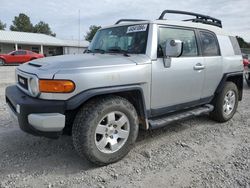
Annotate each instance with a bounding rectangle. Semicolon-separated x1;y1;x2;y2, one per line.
8;51;15;55
88;24;149;54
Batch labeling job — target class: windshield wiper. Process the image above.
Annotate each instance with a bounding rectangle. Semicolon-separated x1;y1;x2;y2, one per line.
107;48;130;57
94;48;105;54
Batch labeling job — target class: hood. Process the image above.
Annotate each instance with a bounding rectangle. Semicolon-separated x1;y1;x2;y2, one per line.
17;53;151;79
27;54;141;70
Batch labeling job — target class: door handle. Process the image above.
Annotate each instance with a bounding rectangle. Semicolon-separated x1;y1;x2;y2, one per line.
194;63;205;70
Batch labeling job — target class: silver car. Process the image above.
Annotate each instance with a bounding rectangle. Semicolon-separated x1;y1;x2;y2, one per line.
6;10;243;165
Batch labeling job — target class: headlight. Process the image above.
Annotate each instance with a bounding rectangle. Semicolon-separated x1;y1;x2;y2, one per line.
29;77;39;96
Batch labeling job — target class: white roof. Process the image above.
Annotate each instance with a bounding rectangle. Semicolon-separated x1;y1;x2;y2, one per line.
0;30;89;47
155;20;231;36
103;19;232;36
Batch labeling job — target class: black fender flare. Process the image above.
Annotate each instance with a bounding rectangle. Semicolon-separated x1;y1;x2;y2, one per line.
65;85;149;128
215;71;243;100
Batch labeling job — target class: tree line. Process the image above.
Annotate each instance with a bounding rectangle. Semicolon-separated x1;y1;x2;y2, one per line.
0;13;56;36
1;14;249;47
236;36;250;49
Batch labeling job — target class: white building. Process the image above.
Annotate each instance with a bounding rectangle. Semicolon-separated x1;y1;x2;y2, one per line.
0;30;89;56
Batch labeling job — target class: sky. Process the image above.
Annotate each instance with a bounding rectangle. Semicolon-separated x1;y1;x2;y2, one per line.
0;0;250;42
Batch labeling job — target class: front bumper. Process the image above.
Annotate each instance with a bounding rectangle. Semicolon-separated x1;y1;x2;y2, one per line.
5;85;66;138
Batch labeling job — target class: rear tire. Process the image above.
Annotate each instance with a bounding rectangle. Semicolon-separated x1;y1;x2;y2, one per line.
245;72;250;87
72;96;139;166
210;82;238;122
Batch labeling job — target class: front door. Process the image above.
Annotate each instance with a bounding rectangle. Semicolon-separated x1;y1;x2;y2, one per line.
151;26;205;116
10;50;27;63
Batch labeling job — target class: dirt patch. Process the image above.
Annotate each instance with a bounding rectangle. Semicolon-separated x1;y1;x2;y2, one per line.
0;66;249;188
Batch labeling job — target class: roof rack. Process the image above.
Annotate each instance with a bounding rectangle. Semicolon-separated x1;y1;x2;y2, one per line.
115;19;149;25
158;10;222;28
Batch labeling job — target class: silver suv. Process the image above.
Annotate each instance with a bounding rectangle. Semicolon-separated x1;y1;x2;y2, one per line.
6;10;243;165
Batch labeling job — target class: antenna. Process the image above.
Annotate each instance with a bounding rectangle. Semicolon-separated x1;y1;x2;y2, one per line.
78;9;80;53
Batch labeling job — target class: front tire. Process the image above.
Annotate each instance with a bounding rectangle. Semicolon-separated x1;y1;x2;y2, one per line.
210;82;238;122
0;59;5;66
72;96;139;165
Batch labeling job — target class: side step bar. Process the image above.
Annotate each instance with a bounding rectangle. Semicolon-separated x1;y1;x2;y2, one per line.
148;104;214;129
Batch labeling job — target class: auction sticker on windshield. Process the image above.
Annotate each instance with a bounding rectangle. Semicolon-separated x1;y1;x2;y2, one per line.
127;24;147;33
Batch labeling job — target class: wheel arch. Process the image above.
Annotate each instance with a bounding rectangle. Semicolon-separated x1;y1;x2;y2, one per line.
0;57;6;63
30;57;37;61
65;85;149;130
215;72;243;101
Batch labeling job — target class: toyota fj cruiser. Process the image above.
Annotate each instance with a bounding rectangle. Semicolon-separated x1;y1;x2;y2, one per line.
6;10;243;165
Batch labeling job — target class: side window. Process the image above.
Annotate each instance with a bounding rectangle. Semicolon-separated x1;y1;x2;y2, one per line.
158;27;198;57
13;51;21;55
14;50;26;55
200;31;220;56
229;36;241;55
12;51;19;55
19;50;26;55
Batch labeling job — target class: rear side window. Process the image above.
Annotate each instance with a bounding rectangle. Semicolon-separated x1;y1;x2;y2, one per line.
158;27;198;57
229;36;241;55
20;50;27;55
200;31;220;56
14;50;26;55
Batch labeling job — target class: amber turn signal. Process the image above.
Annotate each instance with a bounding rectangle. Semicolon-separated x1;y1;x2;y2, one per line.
39;80;75;93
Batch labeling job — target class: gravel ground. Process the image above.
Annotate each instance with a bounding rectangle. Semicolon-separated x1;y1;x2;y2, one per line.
0;66;249;188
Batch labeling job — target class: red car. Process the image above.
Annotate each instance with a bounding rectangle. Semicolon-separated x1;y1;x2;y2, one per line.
0;50;44;65
243;57;249;67
243;54;250;87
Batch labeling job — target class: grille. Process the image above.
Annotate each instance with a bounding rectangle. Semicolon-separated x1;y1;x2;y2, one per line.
17;75;28;90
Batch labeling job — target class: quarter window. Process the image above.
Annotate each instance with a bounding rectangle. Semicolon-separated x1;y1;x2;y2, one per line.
200;31;220;56
229;36;241;55
158;27;198;57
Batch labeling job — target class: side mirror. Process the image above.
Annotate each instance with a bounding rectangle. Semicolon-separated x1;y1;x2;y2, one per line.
162;39;183;68
165;39;183;57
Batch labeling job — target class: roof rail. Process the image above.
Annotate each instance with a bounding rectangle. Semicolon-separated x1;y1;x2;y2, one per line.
115;19;149;25
158;10;222;28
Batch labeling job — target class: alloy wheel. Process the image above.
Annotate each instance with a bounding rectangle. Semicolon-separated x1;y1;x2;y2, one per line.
95;111;130;154
223;90;236;116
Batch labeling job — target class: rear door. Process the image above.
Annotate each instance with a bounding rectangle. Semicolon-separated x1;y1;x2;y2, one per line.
25;51;34;62
198;31;222;99
17;50;28;63
151;26;205;116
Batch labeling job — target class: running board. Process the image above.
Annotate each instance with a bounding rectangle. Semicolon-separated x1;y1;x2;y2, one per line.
148;104;214;129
